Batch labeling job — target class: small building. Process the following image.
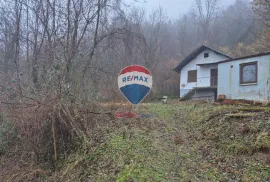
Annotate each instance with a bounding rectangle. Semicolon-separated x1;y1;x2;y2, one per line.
173;45;232;101
174;45;270;103
218;52;270;103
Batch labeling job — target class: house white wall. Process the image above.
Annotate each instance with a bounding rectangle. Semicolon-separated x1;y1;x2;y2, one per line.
218;55;270;102
180;49;228;97
197;64;218;87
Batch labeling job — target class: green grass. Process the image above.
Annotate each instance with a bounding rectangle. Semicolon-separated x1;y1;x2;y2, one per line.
47;102;270;181
101;127;175;181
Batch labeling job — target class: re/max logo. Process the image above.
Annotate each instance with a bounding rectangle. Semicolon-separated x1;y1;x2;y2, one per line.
122;76;148;83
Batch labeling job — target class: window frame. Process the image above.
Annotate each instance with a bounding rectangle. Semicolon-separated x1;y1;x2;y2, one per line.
239;61;258;85
204;53;209;58
187;70;197;83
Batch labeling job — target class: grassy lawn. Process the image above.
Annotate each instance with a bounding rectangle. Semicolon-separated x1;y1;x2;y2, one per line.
51;101;270;181
2;101;269;181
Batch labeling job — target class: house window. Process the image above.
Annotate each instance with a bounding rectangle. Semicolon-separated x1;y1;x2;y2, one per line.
204;53;209;58
188;70;197;82
240;62;257;84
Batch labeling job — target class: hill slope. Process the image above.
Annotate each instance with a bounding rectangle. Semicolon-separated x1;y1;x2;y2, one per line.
1;102;270;181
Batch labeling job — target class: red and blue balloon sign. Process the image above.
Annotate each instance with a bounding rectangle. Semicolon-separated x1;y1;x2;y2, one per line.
118;65;152;105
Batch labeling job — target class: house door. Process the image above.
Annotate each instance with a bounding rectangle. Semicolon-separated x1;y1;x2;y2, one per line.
210;69;218;87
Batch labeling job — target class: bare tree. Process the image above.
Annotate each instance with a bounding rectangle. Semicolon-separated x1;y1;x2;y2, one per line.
177;15;189;56
192;0;220;44
253;0;270;29
0;0;260;101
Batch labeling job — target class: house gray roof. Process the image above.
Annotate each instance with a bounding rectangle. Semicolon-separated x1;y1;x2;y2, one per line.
216;51;270;64
173;44;232;73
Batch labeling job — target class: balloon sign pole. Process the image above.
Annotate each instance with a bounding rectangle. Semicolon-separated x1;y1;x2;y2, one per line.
118;65;152;108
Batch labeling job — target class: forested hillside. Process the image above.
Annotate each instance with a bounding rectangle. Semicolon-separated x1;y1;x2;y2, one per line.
0;0;267;98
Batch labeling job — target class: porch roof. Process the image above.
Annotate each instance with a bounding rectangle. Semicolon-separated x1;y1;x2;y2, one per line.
197;62;219;66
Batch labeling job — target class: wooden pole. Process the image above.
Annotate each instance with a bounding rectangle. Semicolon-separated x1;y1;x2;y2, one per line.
52;114;57;161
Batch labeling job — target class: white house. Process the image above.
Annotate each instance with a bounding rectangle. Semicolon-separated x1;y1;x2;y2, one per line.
218;52;270;103
174;44;270;103
173;45;232;101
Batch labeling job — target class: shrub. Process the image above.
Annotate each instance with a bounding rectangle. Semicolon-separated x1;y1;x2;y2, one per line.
0;115;17;155
254;132;270;152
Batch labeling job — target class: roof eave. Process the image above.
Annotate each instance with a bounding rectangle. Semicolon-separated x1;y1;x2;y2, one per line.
173;44;232;73
173;67;181;73
217;51;270;64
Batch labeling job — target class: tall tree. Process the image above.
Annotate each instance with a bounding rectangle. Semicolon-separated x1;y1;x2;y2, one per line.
192;0;220;45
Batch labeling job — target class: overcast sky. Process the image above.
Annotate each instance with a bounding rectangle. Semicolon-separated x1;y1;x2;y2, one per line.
124;0;239;20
